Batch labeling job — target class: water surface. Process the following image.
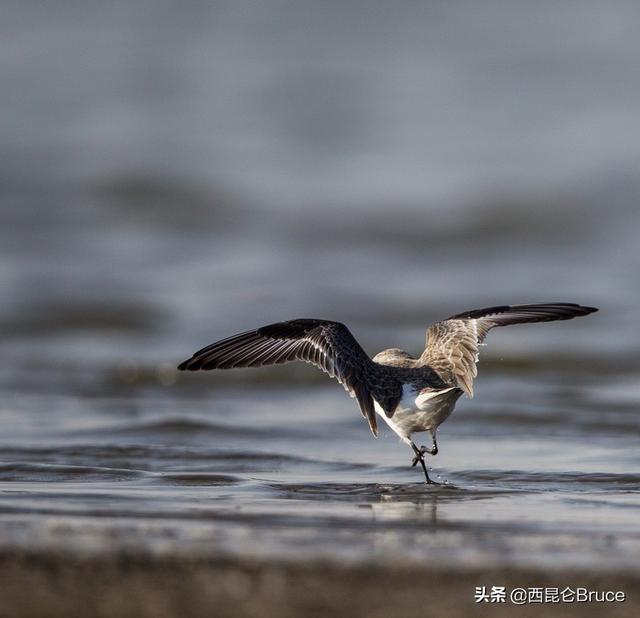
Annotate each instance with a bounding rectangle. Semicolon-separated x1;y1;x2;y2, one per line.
1;364;639;570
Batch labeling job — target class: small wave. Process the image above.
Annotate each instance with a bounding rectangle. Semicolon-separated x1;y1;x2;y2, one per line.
454;469;640;490
0;444;322;470
0;461;146;482
271;481;468;502
72;417;268;439
154;472;241;486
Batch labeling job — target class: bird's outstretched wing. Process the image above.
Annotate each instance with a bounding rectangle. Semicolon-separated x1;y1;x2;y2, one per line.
178;319;380;435
422;303;597;398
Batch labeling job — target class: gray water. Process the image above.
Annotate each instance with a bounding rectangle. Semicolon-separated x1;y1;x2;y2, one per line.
1;1;639;571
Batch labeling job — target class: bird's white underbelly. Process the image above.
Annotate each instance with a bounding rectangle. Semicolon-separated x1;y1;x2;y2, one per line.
374;384;462;443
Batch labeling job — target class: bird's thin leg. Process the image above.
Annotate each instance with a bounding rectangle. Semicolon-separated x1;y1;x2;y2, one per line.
411;441;433;484
428;430;438;456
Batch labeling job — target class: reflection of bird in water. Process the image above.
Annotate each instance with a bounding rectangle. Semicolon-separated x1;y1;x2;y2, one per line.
178;303;597;484
376;486;441;525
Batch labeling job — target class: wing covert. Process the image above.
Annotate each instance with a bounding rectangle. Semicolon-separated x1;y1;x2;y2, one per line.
422;303;597;397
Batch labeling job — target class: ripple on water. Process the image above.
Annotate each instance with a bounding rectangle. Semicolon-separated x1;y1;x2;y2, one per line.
0;462;146;482
268;481;495;503
453;469;640;492
153;472;242;486
68;417;269;439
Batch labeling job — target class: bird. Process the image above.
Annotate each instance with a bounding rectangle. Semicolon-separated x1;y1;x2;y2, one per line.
177;302;597;483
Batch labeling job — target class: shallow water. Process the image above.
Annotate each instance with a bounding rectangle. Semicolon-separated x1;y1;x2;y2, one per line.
1;366;639;570
1;1;640;573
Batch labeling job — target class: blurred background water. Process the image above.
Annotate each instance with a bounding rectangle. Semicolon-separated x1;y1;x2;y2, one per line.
1;1;639;570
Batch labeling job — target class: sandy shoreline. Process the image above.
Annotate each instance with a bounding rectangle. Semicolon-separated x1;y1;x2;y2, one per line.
0;551;636;618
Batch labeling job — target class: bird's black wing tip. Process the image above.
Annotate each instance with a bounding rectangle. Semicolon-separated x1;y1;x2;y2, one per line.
518;302;599;314
529;303;599;318
177;359;196;371
565;303;598;316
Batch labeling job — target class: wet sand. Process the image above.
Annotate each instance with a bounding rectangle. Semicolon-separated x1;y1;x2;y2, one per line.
0;551;636;618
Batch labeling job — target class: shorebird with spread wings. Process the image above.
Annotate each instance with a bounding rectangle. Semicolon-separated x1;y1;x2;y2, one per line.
178;303;597;483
